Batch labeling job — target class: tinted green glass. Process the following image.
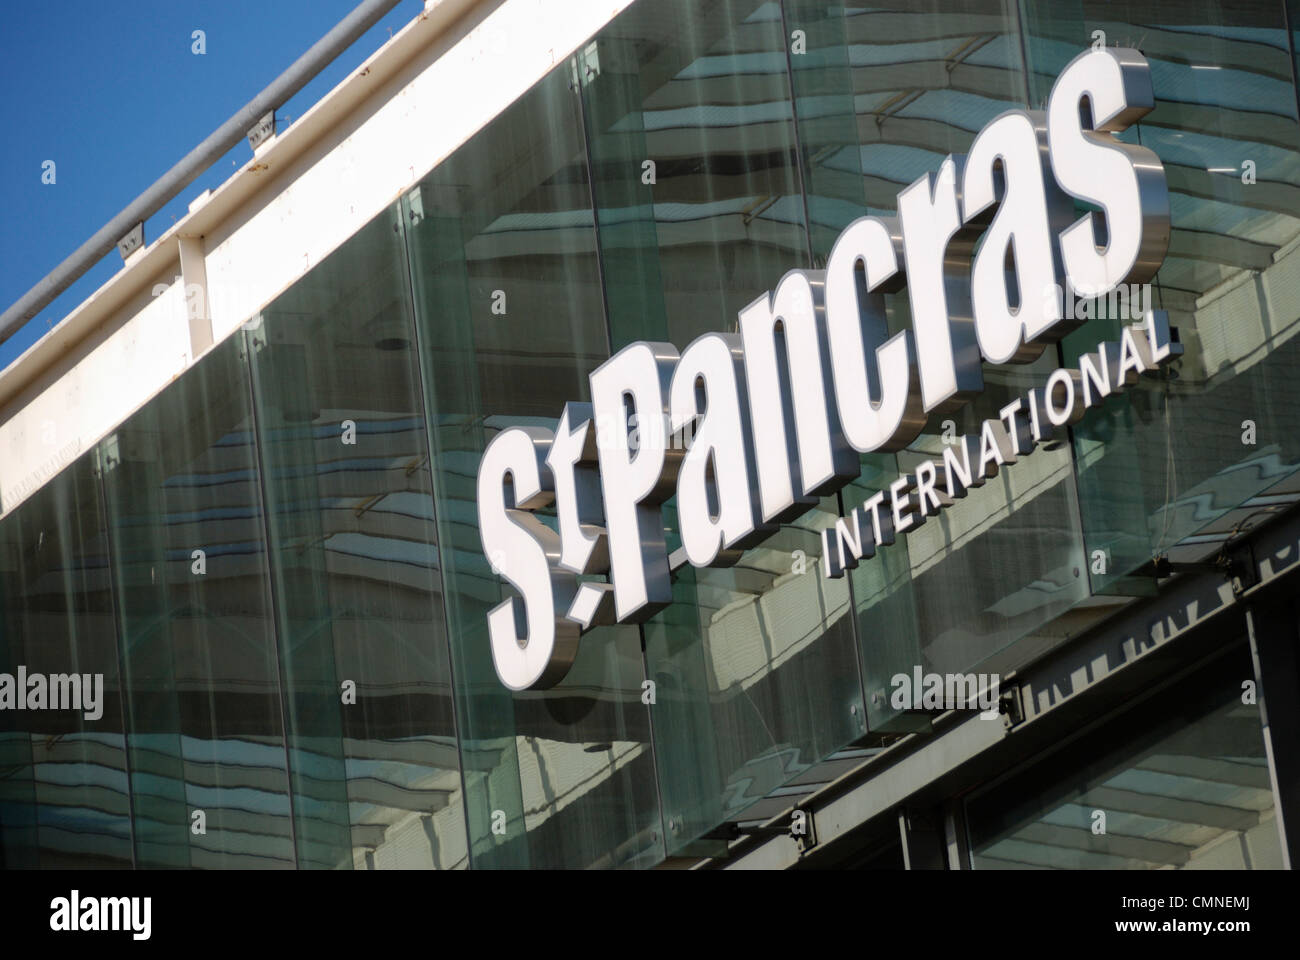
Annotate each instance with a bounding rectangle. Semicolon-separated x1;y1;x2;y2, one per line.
101;335;294;868
784;0;1032;250
0;723;36;867
0;455;131;867
3;0;1298;874
406;65;661;869
249;205;467;869
584;0;813;351
581;0;867;851
1024;0;1300;592
967;643;1282;869
780;0;1089;729
1292;1;1300;95
643;499;861;846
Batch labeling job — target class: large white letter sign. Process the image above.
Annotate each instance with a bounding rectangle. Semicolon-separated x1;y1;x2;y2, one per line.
824;215;926;453
546;402;616;631
590;341;681;622
670;332;763;567
477;427;579;690
739;269;858;524
897;156;985;414
546;401;609;576
964;110;1076;365
475;48;1178;690
1046;47;1170;297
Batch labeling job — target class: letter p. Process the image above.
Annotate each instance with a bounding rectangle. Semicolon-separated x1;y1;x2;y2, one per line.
590;342;681;621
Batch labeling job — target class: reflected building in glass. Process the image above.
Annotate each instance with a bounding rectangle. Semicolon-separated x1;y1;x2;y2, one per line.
2;0;1300;870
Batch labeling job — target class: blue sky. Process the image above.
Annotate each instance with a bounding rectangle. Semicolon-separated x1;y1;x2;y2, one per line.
0;0;421;370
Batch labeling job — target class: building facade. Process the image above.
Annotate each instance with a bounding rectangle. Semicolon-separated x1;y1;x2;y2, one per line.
2;0;1300;869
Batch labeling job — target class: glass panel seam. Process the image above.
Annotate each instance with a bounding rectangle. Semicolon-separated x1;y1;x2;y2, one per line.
575;48;669;868
778;0;818;270
94;451;138;870
835;485;870;739
240;329;303;870
1281;0;1300;128
1011;0;1036;108
575;59;616;361
396;191;481;871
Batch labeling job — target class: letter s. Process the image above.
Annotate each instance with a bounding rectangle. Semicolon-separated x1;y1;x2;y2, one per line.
1046;47;1169;298
477;427;579;690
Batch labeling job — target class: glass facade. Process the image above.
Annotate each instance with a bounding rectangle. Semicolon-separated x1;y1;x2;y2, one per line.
2;0;1299;868
968;642;1283;869
105;336;293;868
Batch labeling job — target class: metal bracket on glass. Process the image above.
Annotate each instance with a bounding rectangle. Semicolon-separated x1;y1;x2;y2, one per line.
405;186;424;227
1150;547;1259;597
242;314;267;355
95;435;120;477
700;815;789;840
1150;555;1228;578
703;808;818;853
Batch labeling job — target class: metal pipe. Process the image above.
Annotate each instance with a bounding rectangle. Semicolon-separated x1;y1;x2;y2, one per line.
0;0;405;348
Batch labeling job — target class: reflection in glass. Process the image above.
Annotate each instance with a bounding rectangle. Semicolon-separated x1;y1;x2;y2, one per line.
0;456;131;867
251;206;467;869
2;0;1300;871
968;644;1282;869
406;66;660;869
103;336;294;868
584;0;812;349
784;0;1089;723
1025;0;1300;588
582;0;866;850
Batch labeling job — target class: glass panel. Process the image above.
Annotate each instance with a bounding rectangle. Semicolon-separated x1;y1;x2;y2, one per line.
785;0;1031;251
0;456;132;867
581;0;866;850
781;0;1090;728
967;641;1283;869
101;335;294;868
250;205;468;869
642;501;861;846
1023;1;1300;591
405;65;661;869
584;0;812;351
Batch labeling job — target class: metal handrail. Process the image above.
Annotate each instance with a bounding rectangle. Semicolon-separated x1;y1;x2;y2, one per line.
0;0;405;348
